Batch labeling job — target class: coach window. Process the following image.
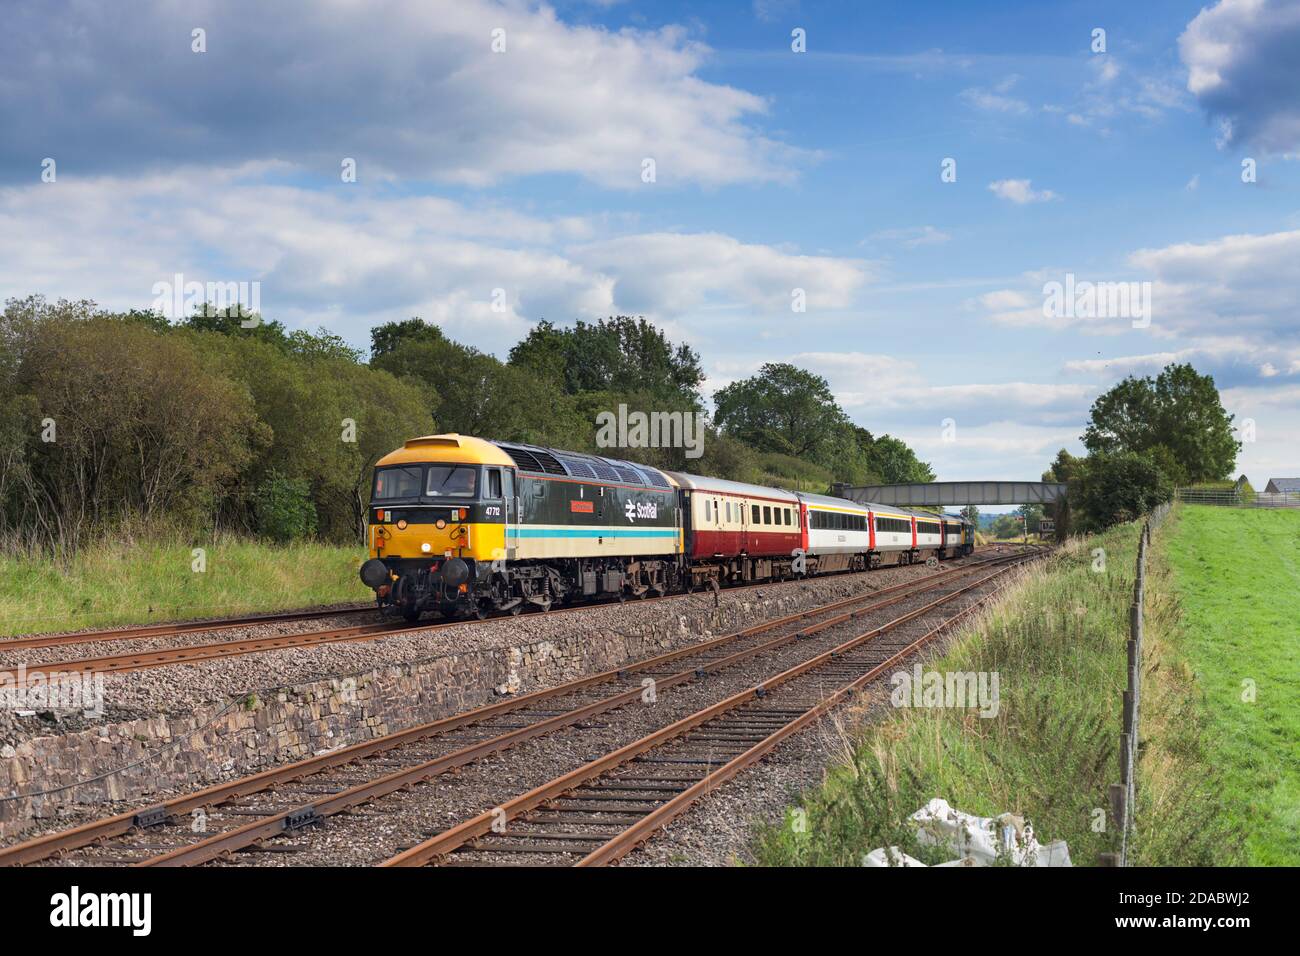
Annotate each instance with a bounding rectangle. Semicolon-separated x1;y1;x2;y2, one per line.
760;505;769;524
752;504;760;523
704;500;711;522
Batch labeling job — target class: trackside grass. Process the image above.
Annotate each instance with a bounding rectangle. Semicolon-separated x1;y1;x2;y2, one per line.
753;521;1246;866
0;536;372;637
1158;506;1300;865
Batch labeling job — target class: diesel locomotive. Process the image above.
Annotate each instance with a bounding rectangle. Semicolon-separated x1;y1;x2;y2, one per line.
358;434;974;621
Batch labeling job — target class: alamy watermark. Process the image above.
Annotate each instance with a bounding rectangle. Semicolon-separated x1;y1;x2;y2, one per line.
595;403;705;460
1042;273;1151;328
151;273;261;324
890;663;1000;718
1;666;105;718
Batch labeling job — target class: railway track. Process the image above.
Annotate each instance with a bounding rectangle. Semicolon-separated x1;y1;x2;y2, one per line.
0;604;379;653
0;550;1018;683
383;557;1028;867
0;551;1032;867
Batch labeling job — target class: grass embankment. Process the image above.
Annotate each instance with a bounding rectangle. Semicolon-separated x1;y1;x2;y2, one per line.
0;536;371;637
754;517;1245;866
1158;506;1300;865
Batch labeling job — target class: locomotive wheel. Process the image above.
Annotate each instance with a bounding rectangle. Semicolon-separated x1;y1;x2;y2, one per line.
401;605;421;624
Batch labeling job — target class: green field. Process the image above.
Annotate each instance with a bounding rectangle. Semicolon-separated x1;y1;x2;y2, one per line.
0;536;372;636
1160;506;1300;865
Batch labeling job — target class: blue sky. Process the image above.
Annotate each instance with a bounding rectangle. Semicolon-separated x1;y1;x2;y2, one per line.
2;0;1298;493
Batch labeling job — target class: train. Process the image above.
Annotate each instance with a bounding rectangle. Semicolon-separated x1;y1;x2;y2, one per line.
358;434;974;621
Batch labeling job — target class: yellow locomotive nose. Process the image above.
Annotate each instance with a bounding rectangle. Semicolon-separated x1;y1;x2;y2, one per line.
370;508;470;559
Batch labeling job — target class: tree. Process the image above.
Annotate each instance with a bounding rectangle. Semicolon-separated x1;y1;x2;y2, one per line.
862;434;935;483
17;315;259;548
181;304;293;351
1041;448;1083;538
712;363;849;464
960;504;980;527
254;473;318;543
1074;451;1174;531
372;333;585;449
1016;503;1043;534
509;317;704;406
1083;363;1239;485
370;317;447;359
991;514;1022;539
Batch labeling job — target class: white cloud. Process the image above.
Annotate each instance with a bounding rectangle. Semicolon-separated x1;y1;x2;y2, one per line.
987;179;1058;204
1179;0;1300;152
1128;229;1300;336
0;167;869;349
960;86;1029;114
570;233;870;316
0;0;807;188
866;225;952;248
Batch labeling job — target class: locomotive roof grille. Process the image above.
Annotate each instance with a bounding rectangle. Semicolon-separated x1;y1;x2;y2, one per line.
499;446;544;473
499;444;566;475
612;465;644;485
496;441;669;487
556;456;599;479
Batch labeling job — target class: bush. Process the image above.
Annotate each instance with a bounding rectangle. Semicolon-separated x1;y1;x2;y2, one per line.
1075;451;1173;532
255;474;318;543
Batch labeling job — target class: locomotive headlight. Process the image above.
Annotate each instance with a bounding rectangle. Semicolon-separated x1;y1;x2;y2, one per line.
421;542;432;553
435;519;446;530
396;519;408;530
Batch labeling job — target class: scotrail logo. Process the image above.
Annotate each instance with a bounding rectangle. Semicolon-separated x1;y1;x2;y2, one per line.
624;499;658;523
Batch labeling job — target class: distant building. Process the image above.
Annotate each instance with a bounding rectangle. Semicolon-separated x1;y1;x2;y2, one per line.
1264;478;1300;494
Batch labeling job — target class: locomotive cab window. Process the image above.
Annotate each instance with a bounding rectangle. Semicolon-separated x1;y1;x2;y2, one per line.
487;468;503;499
373;465;423;500
426;465;478;498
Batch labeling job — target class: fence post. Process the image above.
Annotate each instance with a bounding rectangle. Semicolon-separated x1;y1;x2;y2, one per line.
1112;514;1157;866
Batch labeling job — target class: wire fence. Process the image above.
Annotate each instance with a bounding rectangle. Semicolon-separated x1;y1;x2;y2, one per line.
1176;488;1300;508
1101;500;1170;867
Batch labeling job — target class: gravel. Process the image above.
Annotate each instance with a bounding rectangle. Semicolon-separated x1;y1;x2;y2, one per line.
1;558;990;744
